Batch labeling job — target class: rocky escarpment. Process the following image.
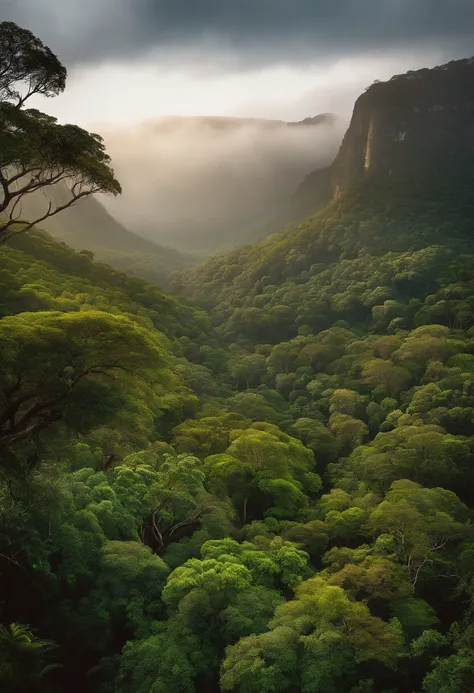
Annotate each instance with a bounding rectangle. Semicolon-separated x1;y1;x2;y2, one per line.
293;56;474;213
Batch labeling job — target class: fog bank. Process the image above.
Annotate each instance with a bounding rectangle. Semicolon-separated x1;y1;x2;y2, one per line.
98;116;346;254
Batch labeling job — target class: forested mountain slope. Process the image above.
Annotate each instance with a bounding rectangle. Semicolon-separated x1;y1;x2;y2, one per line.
176;166;474;339
5;48;474;693
15;184;192;287
7;221;474;693
177;57;474;338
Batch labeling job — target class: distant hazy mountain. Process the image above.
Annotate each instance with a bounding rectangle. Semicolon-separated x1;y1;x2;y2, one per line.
9;113;340;279
98;113;343;255
15;184;191;287
143;113;336;132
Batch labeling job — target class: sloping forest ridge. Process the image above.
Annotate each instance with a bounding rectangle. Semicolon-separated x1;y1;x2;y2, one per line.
2;21;474;693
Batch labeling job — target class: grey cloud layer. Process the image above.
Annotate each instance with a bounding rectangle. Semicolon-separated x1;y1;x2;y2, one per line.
1;0;474;67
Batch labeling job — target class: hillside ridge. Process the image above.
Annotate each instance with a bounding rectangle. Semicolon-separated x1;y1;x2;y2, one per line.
12;183;192;287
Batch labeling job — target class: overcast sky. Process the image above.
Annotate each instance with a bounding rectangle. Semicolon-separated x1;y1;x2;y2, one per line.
2;0;474;125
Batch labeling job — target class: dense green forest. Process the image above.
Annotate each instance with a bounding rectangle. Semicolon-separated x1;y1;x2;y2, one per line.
3;20;474;693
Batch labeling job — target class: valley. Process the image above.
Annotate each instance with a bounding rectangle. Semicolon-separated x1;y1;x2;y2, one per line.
1;18;474;693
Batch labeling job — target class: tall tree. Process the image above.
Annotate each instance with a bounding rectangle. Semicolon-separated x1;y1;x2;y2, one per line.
0;21;120;241
0;310;170;452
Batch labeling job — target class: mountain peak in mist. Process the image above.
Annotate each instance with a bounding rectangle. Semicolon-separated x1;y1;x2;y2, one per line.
288;113;337;127
142;112;337;134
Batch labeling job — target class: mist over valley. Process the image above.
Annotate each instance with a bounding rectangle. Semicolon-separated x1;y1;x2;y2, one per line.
4;6;474;693
98;114;346;255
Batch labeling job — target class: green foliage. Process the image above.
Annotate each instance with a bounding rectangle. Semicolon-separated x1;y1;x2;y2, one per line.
3;29;474;693
0;622;59;691
206;422;320;523
0;21;66;102
221;576;404;693
6;215;474;693
423;649;474;693
0;309;173;451
0;21;120;242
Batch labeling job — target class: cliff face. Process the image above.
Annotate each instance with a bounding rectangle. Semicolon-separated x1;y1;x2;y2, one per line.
293;56;474;212
332;56;474;195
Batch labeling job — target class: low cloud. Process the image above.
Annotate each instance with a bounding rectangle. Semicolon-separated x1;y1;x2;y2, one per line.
99;116;346;253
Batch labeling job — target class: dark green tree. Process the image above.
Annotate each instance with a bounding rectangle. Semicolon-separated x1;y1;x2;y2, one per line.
0;21;120;241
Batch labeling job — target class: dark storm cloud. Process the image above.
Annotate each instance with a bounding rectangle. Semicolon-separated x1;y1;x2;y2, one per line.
1;0;474;68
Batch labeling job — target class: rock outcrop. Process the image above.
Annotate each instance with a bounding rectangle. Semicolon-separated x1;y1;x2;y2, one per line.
293;57;474;214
